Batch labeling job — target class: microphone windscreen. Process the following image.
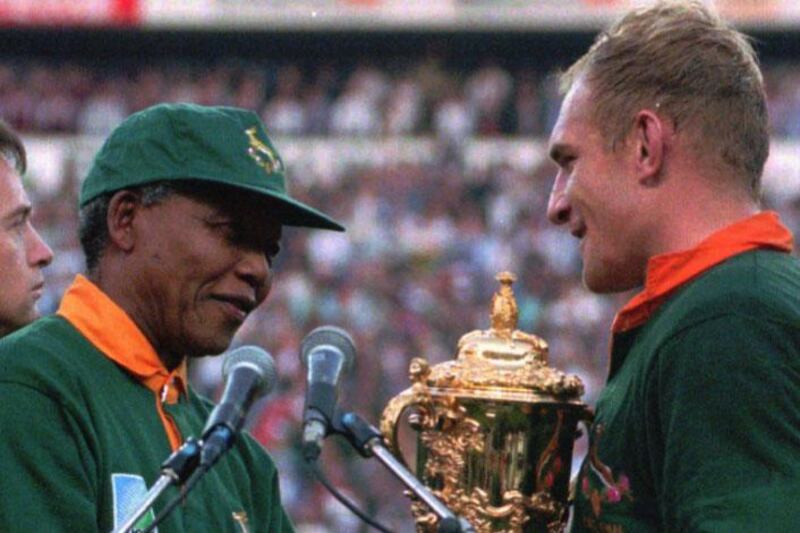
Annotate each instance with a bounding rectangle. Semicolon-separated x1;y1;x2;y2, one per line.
300;326;356;371
222;345;278;397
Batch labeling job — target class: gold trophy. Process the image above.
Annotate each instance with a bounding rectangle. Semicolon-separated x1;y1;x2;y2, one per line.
381;272;592;532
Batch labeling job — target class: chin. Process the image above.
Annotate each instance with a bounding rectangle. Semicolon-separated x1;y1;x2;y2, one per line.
184;317;242;356
204;342;234;357
186;335;235;358
582;266;642;294
583;279;618;294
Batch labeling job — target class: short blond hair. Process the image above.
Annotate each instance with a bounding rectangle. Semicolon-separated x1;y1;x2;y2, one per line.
561;0;768;198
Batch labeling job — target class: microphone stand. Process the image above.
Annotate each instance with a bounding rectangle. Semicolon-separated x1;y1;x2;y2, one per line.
112;437;201;533
332;411;476;533
139;426;237;533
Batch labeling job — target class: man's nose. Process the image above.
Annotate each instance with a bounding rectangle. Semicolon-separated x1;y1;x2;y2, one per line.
237;248;270;295
546;174;571;225
27;225;53;268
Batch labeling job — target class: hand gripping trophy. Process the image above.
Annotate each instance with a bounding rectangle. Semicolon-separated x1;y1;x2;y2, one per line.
381;272;593;532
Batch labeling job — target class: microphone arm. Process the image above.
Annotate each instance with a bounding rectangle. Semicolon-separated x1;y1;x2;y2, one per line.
114;346;277;533
333;411;476;533
112;437;202;533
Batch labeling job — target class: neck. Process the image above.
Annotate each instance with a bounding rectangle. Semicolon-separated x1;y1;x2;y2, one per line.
649;185;759;258
88;266;184;371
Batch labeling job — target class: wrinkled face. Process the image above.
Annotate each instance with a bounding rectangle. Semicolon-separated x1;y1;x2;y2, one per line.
546;79;648;293
0;161;54;336
133;188;282;362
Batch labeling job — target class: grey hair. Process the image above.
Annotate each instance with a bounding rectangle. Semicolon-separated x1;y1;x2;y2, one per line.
78;182;178;273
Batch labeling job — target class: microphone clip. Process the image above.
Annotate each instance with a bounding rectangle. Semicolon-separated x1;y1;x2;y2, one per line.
161;436;202;484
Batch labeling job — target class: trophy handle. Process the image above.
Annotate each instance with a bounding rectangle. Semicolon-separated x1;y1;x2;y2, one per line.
380;387;425;469
579;406;595;437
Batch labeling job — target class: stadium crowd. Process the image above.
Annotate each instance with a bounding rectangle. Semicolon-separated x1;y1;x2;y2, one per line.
9;56;800;531
1;57;800;138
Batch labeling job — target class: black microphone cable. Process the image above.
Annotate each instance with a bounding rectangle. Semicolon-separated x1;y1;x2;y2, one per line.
303;458;395;533
144;451;398;533
298;327;394;532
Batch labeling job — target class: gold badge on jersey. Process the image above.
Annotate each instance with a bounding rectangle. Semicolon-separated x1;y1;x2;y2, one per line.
232;511;249;533
245;127;282;174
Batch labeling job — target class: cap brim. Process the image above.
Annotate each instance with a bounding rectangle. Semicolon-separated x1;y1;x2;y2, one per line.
226;182;345;232
266;191;345;232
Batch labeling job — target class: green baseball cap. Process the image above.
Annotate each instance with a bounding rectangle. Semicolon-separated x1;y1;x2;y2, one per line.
80;103;344;232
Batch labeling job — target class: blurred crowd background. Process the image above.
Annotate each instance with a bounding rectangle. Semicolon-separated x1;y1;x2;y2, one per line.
7;14;800;533
2;57;800;138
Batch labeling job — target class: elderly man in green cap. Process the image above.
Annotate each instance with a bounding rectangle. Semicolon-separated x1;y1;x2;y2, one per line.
0;103;343;531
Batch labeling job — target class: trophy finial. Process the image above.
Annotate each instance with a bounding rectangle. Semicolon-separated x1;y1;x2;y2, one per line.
491;271;518;339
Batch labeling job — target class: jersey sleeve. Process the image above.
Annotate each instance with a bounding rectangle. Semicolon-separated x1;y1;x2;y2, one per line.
0;380;98;532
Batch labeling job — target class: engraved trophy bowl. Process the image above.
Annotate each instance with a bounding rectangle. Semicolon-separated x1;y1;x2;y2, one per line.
381;272;593;532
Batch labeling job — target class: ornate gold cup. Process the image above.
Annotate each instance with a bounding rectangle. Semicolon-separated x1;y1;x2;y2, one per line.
381;272;592;532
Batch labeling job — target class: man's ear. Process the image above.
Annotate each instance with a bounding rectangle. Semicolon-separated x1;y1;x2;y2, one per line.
106;190;140;252
632;109;669;187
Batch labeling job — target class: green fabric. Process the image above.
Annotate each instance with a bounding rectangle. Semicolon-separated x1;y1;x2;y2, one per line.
571;249;800;532
0;316;295;532
79;102;343;232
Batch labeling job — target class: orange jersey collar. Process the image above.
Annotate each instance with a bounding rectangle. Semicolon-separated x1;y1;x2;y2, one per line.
612;211;794;333
57;274;187;449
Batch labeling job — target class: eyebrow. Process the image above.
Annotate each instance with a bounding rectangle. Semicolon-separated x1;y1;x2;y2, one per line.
1;203;31;223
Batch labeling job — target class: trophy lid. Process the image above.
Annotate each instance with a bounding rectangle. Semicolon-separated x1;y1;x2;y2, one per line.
408;271;584;402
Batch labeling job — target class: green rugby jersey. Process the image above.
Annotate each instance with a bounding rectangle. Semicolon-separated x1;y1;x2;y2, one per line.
572;244;800;532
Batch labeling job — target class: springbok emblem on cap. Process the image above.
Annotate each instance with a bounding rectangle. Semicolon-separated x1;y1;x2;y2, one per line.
245;127;283;174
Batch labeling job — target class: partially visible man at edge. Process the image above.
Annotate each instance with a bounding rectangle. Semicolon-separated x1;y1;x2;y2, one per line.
0;120;53;338
0;103;344;531
546;1;800;531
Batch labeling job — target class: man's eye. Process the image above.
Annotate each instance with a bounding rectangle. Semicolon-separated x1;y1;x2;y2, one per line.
264;245;280;265
11;217;27;231
208;220;235;234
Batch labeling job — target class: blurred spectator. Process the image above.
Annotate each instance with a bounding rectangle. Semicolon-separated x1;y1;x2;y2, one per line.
433;81;475;144
512;69;544;135
263;65;307;135
384;75;424;135
465;59;513;135
329;63;386;135
77;78;128;135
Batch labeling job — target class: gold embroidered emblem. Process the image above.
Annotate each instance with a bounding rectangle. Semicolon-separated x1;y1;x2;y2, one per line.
245;126;282;174
232;511;249;533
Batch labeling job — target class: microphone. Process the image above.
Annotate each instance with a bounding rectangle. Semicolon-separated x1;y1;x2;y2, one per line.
117;347;276;533
200;345;277;467
299;326;355;460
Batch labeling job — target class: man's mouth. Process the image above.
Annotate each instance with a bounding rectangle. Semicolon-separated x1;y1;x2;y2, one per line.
212;295;256;320
31;281;45;299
